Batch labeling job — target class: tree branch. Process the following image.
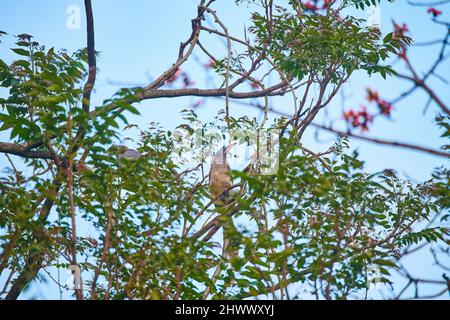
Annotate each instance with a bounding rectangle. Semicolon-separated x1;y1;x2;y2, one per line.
0;142;53;159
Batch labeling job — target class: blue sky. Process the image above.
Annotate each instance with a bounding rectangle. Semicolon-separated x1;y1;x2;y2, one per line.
0;0;448;299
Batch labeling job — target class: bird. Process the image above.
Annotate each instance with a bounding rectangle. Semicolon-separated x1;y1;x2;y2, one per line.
74;160;94;190
209;144;240;257
75;160;92;174
116;145;142;161
209;144;235;208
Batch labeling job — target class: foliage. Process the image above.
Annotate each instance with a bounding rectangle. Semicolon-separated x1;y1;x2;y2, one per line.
249;1;407;81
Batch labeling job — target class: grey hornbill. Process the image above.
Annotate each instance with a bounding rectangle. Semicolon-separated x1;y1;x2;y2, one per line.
209;144;241;257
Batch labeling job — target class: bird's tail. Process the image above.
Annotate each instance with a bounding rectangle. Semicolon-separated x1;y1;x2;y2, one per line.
222;216;239;258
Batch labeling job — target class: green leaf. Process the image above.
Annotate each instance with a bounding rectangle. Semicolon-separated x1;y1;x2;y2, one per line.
11;48;30;56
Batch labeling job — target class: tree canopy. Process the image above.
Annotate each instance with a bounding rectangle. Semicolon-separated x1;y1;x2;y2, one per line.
0;0;448;300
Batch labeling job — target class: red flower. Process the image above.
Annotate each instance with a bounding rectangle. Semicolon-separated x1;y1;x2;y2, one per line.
17;33;32;41
343;109;360;128
378;100;394;116
393;22;409;38
343;110;357;121
365;88;394;117
427;8;443;17
343;107;373;131
165;68;182;85
304;1;319;11
203;59;215;69
191;99;204;108
366;88;380;103
358;107;373;131
250;82;260;90
322;0;336;9
181;72;195;88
